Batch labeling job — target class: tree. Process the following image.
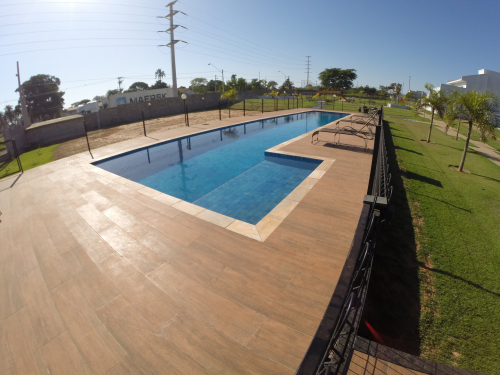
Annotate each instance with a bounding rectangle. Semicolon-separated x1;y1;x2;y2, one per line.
106;89;120;97
380;83;402;102
279;78;293;91
221;88;238;102
421;84;448;143
72;99;90;107
155;69;166;82
249;78;265;90
207;79;224;92
455;90;499;171
404;91;414;104
125;82;149;92
267;80;278;90
360;85;377;96
3;105;18;126
226;75;247;91
441;90;461;135
190;78;208;94
318;68;357;91
21;74;65;121
150;80;170;89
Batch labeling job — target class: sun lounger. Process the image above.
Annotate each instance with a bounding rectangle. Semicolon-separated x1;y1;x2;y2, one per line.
311;112;379;149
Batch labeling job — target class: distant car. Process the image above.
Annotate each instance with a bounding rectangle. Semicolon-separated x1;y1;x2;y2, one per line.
76;101;100;114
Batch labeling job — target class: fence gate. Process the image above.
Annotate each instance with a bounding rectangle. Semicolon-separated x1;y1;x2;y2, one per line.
0;140;23;180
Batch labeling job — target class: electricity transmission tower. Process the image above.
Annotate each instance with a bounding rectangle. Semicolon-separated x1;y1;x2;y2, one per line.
305;56;311;87
158;1;187;94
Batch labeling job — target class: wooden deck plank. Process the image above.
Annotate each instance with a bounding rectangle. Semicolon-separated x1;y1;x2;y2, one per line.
97;254;180;330
0;109;375;374
40;332;92;375
3;308;49;375
51;280;126;374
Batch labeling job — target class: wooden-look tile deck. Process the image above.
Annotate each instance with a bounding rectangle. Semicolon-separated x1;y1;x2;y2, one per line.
0;109;374;374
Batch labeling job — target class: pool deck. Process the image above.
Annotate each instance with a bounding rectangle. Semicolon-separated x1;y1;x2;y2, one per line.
0;109;375;375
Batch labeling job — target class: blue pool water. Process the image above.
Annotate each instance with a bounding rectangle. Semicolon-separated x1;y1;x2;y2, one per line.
93;111;347;224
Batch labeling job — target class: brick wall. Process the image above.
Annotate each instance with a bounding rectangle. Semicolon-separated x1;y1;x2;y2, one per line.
25;115;85;146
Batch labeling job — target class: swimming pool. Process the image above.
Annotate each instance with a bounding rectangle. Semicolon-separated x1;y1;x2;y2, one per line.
93;111;347;224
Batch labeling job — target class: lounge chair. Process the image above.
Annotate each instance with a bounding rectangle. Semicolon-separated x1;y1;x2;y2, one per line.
311;112;378;149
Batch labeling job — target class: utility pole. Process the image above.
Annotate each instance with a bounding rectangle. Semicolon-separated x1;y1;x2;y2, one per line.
157;1;187;96
305;56;311;87
16;61;30;127
208;63;224;93
118;77;124;92
409;76;411;93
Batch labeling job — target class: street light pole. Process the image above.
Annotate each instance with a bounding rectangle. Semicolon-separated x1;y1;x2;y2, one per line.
209;63;224;93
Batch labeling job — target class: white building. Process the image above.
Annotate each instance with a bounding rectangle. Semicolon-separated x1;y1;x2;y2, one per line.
436;69;500;97
108;88;176;108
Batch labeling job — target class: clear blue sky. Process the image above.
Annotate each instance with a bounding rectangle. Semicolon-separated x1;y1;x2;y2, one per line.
1;0;499;108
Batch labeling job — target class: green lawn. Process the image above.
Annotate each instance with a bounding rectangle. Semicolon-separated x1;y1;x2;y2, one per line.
362;117;500;374
0;144;59;178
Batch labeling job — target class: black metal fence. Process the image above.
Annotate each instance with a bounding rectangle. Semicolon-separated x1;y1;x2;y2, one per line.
296;108;393;375
0;140;23;180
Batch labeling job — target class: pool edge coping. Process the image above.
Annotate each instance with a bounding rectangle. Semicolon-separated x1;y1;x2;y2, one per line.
86;111;356;241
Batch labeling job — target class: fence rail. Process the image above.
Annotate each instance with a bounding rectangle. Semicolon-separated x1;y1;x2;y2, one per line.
296;108;393;375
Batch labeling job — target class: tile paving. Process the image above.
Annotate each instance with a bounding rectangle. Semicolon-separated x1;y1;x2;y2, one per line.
0;109;378;374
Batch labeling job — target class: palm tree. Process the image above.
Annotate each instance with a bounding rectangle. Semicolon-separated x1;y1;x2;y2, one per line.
421;83;448;143
455;90;499;172
442;90;461;135
155;69;166;83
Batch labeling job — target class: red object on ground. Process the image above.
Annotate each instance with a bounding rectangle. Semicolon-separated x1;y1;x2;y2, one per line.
364;321;386;345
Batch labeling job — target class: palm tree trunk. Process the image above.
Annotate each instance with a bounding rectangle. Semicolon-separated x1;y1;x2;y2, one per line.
455;118;461;140
458;121;473;172
427;108;434;143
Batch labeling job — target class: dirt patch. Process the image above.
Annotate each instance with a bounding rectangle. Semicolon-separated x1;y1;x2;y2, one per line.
448;165;470;173
52;108;263;161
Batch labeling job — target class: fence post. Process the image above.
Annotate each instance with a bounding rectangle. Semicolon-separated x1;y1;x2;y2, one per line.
243;99;246;116
219;101;221;120
228;100;231;118
83;120;93;159
320;99;322;110
12;140;23;173
288;98;290;110
262;98;264;113
186;105;190;126
141;110;147;137
342;101;344;111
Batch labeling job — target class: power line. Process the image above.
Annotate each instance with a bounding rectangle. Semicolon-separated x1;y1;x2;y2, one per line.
0;2;165;11
178;0;296;61
0;19;160;27
0;11;158;18
179;48;303;70
0;37;163;47
182;39;303;69
0;28;159;38
0;44;159;57
181;25;303;66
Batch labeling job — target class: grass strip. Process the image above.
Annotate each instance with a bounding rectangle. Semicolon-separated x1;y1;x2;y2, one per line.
0;144;59;178
361;117;500;374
